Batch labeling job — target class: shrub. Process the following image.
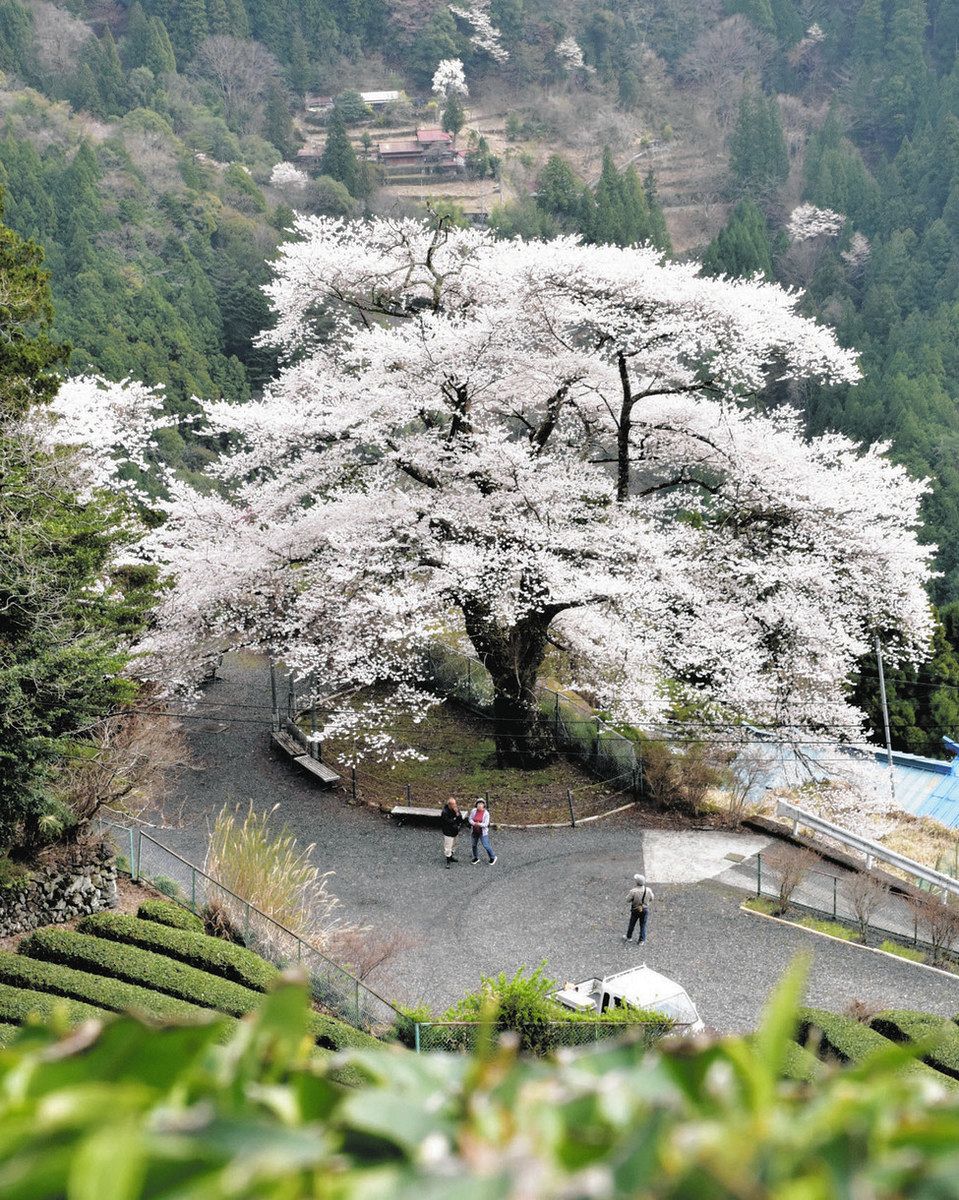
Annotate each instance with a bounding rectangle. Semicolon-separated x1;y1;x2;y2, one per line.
78;913;277;992
392;1002;435;1049
796;916;857;940
0;951;216;1024
845;872;888;942
151;875;184;901
0;981;107;1028
780;1039;824;1082
639;739;730;816
21;929;261;1016
908;894;959;966
763;845;820;915
872;1011;959;1080
798;1008;944;1081
20;929;368;1050
137;900;204;934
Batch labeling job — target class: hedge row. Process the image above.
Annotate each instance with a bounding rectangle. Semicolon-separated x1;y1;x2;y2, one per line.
0;1022;18;1046
0;951;216;1025
871;1010;959;1080
78;913;278;992
19;929;374;1051
21;929;260;1017
780;1040;824;1083
798;1009;946;1083
137;900;204;935
0;981;107;1028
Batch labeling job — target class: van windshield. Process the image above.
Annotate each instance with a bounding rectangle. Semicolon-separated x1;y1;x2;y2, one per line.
649;993;698;1025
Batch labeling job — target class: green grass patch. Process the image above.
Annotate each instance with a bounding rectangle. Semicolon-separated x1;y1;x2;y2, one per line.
137;900;205;934
879;940;927;963
0;951;221;1025
0;981;107;1028
796;917;858;941
743;897;780;915
871;1011;959;1080
78;912;277;992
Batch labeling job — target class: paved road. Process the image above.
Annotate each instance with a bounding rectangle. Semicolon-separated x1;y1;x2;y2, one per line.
159;655;959;1033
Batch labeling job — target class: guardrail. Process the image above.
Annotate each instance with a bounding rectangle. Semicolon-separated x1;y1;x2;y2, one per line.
775;799;959;903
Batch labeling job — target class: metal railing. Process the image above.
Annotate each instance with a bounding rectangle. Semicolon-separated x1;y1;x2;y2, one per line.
775;800;959;902
98;819;404;1037
413;1018;679;1054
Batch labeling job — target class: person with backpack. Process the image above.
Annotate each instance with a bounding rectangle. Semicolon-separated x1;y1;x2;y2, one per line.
624;873;653;943
440;797;465;868
468;799;497;865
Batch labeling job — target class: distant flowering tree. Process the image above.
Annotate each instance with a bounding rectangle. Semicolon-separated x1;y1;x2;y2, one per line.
554;35;588;74
432;57;468;100
114;218;933;769
269;161;308;189
788;203;844;242
449;3;509;64
841;231;871;274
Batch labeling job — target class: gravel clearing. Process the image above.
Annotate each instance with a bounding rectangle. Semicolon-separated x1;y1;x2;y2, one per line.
158;655;959;1033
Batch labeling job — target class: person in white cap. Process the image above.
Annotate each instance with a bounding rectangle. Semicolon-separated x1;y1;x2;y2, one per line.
624;873;653;943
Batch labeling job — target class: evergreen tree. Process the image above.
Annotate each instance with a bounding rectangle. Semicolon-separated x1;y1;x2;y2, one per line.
442;92;466;142
263;85;297;158
535;154;583;221
729;92;789;194
121;2;153;70
167;0;207;64
288;25;310;98
68;64;104;118
319;114;360;196
95;30;127;115
702;200;774;278
0;0;35;78
207;0;232;37
144;17;176;76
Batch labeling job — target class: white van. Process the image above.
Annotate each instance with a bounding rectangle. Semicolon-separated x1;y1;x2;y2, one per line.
552;965;705;1036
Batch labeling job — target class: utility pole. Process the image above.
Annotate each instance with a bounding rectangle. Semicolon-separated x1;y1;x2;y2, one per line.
875;635;896;804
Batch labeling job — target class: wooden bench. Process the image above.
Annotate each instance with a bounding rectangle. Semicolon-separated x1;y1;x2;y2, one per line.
270;731;340;788
296;756;341;786
390;805;442;827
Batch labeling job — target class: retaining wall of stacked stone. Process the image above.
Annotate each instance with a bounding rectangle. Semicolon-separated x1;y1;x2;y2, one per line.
0;843;117;937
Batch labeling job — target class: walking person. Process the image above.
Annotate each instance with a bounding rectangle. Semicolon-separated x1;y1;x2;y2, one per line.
440;797;465;868
468;799;497;865
624;873;653;944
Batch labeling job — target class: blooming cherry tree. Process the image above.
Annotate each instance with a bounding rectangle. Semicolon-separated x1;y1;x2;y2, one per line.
788;203;844;242
269;161;308;190
449;3;509;64
117;218;936;768
555;36;589;74
432;58;468;100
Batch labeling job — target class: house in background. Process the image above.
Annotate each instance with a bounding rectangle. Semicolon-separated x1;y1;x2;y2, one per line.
377;128;465;173
360;90;402;109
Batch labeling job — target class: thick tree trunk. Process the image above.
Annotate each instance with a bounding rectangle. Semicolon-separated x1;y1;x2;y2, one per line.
461;602;556;769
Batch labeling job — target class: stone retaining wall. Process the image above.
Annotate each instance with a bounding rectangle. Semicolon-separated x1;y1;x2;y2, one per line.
0;843;117;937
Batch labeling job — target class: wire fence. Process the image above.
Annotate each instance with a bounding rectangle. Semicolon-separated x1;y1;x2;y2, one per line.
413;1018;680;1054
753;852;959;966
97;818;404;1037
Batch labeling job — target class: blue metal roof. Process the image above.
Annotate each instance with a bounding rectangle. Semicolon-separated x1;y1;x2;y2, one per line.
749;736;959;829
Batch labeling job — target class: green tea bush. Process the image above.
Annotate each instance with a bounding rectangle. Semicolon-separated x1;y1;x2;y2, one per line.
6;969;959;1197
0;981;106;1028
798;1008;945;1081
20;929;261;1016
0;951;215;1024
78;913;277;991
871;1010;959;1079
137;900;204;934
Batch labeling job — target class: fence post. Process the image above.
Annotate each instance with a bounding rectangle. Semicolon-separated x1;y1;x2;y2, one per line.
414;1023;422;1054
128;827;136;881
756;853;762;898
355;978;361;1027
191;866;196;914
244;901;251;945
914;916;919;946
567;789;576;828
832;875;837;919
351;766;357;802
554;692;560;740
405;783;412;806
135;829;143;883
466;658;472;705
269;659;278;731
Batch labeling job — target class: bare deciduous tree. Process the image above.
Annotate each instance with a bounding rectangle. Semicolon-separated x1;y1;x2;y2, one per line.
724;747;772;826
908;894;959;967
844;872;887;943
764;844;820;915
62;706;192;830
193;36;282;133
326;928;414;982
28;1;92;77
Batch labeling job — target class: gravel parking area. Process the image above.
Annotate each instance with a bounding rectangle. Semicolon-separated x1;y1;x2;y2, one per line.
158;655;959;1033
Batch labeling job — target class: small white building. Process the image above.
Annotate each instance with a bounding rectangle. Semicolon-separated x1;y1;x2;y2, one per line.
360;90;401;109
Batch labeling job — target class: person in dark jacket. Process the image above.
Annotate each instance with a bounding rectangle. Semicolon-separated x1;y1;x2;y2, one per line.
440;797;465;867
